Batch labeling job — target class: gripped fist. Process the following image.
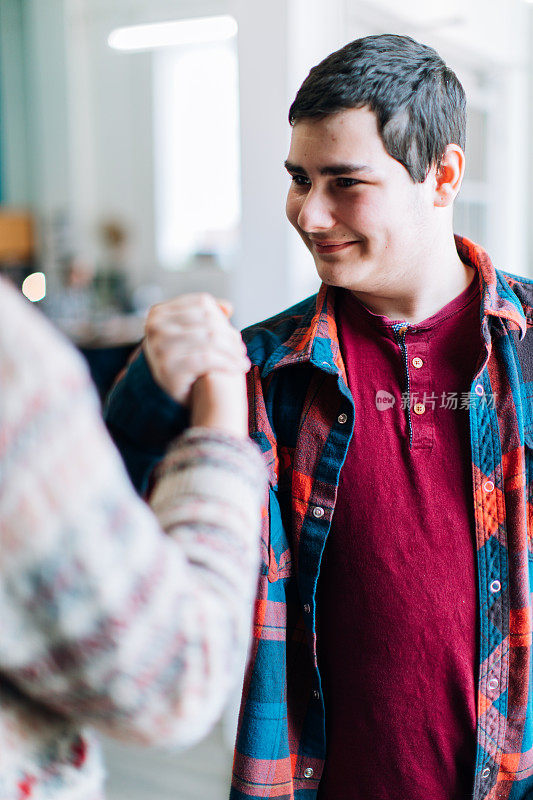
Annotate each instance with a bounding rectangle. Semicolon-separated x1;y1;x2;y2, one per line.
143;292;250;407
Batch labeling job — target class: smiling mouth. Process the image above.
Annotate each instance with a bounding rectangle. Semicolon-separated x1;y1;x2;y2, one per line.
312;240;359;254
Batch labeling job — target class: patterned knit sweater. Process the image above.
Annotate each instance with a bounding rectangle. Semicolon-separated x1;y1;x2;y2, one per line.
0;280;267;800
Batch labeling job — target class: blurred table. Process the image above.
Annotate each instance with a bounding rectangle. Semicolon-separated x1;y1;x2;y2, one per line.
57;314;145;401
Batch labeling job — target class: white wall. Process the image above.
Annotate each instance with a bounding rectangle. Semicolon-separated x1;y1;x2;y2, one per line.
228;0;292;326
0;0;30;206
23;0;71;276
0;0;73;276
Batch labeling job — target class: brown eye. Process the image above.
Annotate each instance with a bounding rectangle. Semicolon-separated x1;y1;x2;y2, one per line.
337;178;361;187
291;175;310;187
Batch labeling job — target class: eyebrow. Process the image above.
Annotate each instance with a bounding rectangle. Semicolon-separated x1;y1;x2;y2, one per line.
284;160;375;176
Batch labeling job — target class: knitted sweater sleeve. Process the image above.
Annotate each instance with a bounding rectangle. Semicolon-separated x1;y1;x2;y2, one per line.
0;281;267;749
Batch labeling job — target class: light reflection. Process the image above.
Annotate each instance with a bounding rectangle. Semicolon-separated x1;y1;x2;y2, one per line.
22;272;46;302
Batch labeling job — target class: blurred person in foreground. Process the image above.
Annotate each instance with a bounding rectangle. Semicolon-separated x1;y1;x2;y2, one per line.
105;35;533;800
0;279;266;799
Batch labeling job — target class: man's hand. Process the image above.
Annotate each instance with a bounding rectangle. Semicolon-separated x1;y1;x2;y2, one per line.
143;293;250;407
191;372;249;439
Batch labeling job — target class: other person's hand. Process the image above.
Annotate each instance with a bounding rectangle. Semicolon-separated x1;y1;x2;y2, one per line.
143;292;250;408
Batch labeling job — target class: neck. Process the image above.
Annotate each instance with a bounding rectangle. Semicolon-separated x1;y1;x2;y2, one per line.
351;235;476;325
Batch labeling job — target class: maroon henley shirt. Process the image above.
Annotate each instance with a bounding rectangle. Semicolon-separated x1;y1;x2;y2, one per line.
317;274;482;799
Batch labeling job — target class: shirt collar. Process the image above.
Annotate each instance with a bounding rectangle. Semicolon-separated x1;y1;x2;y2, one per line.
262;283;346;380
262;235;526;377
455;235;526;342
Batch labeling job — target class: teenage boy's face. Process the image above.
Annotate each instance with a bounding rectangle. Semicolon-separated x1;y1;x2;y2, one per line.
285;106;436;296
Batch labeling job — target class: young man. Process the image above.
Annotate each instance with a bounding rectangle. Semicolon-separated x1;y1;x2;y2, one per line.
105;35;533;800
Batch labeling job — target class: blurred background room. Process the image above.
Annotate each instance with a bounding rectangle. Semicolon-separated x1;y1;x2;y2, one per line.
1;0;532;796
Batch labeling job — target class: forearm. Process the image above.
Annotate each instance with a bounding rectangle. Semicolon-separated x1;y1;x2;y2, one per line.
2;402;265;748
104;347;189;493
0;288;266;748
144;427;266;745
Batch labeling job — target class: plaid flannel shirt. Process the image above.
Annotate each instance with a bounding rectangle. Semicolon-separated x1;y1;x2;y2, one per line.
106;236;533;800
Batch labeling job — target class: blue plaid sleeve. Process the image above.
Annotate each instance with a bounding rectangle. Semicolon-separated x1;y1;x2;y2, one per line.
104;348;189;493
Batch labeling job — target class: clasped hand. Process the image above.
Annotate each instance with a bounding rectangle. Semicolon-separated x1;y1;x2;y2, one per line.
143;293;251;439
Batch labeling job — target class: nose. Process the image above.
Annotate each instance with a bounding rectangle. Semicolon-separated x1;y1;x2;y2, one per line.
296;187;336;232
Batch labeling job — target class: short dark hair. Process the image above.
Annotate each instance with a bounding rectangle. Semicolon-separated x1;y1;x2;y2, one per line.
288;34;466;183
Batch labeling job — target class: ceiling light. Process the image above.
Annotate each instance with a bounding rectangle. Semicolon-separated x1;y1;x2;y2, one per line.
108;15;238;52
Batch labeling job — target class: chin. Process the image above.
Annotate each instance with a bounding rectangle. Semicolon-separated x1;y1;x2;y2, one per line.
314;258;372;292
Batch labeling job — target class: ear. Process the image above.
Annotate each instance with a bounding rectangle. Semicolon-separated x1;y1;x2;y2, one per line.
433;144;465;208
